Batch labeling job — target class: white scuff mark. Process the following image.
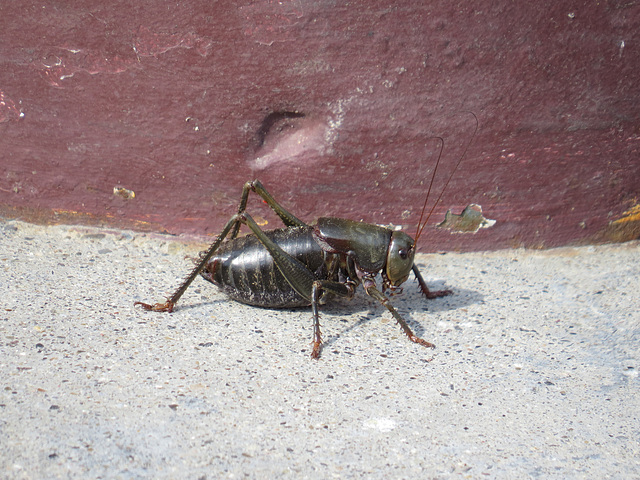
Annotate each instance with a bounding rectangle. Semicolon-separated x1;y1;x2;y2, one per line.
251;87;372;170
132;44;141;62
619;40;625;58
252;119;328;170
363;417;397;432
252;93;355;170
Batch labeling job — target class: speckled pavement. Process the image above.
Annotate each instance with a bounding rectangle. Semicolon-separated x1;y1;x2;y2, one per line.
1;219;639;479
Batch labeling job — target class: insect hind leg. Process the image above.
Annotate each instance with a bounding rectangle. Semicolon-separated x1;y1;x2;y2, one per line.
136;180;310;312
230;180;307;239
135;213;246;312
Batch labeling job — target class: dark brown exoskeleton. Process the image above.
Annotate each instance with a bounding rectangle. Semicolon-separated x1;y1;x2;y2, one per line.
135;116;477;359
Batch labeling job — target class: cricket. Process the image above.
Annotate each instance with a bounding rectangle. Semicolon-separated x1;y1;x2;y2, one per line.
135;114;477;359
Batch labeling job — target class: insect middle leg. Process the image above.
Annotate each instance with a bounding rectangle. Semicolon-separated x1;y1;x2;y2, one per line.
223;213;357;360
310;279;357;359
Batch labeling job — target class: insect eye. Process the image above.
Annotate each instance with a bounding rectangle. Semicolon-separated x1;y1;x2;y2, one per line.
398;249;408;259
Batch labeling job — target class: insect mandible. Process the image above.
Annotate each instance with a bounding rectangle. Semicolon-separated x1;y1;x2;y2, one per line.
135;114;477;359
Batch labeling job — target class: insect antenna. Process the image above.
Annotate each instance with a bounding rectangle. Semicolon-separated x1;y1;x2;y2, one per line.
413;112;479;246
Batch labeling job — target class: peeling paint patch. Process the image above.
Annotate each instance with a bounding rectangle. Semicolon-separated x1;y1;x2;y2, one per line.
437;204;496;233
113;186;135;200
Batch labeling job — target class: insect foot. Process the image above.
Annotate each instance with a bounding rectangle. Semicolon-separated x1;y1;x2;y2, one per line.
423;288;452;299
134;300;175;313
412;265;453;299
311;340;322;360
410;335;436;349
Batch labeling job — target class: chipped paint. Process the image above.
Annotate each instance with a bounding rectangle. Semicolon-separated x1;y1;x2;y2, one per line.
113;187;136;200
437;204;496;233
587;203;640;244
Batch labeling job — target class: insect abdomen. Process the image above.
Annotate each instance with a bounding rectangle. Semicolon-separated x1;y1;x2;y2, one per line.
200;226;326;308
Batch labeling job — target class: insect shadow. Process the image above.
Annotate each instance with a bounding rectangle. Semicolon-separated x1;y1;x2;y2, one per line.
312;279;484;351
170;273;481;344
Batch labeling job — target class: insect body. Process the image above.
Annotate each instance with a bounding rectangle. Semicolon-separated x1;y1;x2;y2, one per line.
135;117;477;359
201;225;323;309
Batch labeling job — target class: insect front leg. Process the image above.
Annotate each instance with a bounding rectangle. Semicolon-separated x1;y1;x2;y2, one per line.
363;277;436;349
412;264;452;299
134;213;246;312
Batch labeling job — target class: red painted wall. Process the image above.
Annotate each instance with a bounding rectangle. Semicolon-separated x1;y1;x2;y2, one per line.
1;1;638;250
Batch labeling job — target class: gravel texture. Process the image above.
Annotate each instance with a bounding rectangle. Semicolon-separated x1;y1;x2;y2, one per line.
1;219;639;479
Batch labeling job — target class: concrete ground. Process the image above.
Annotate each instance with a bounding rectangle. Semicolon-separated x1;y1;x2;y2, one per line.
1;219;638;479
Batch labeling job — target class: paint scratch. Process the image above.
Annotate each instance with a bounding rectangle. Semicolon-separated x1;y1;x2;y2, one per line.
133;26;212;57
